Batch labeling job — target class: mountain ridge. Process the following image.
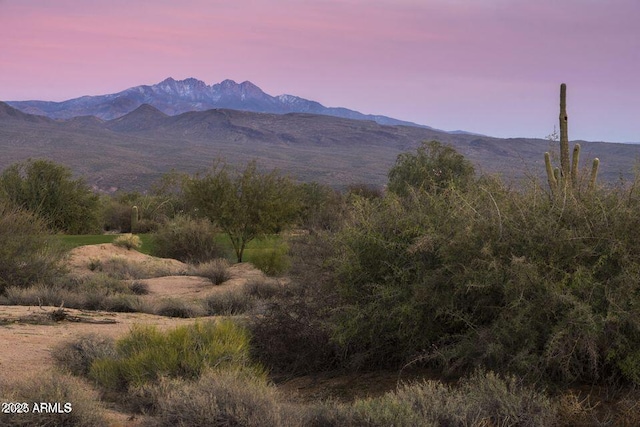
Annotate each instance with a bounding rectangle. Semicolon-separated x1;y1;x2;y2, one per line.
6;77;436;130
1;100;638;193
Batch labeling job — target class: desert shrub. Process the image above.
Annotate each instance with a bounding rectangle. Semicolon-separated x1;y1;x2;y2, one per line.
191;258;231;285
1;372;108;427
347;371;556;427
101;294;144;313
297;182;346;233
53;334;117;376
129;280;150;295
325;165;640;384
151;214;224;263
112;233;142;250
387;140;475;196
101;189;184;233
89;321;263;392
3;275;148;313
249;234;342;375
346;182;384;200
0;203;66;293
243;278;285;300
154;298;204;318
98;256;174;279
203;289;255;315
144;370;285;426
87;258;102;271
249;242;291;276
4;284;73;307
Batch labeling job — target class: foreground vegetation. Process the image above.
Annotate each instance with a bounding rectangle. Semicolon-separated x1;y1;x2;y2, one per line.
2;130;640;424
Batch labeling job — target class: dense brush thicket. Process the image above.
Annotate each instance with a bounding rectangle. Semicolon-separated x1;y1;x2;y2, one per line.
347;170;640;385
254;141;640;387
331;177;640;384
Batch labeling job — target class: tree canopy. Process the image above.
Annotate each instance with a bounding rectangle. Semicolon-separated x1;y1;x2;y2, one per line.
0;159;100;234
183;160;300;262
387;140;475;196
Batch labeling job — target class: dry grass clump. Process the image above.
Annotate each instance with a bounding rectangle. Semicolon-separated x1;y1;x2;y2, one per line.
98;256;175;280
144;370;286;427
3;284;78;308
153;298;205;318
203;289;255;316
129;280;150;295
0;372;108;427
242;278;286;300
52;334;117;376
112;233;142;250
1;274;151;314
345;371;556;427
191;258;231;285
101;294;146;313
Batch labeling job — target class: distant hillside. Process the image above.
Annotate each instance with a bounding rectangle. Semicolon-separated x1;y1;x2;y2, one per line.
0;102;637;192
7;77;436;130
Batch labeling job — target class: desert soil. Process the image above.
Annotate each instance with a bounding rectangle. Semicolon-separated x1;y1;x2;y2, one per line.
0;244;270;426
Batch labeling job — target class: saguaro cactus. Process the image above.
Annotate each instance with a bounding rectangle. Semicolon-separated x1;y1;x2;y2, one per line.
559;83;570;181
544;84;600;194
131;205;139;233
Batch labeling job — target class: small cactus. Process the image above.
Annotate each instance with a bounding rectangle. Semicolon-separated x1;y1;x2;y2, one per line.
131;206;139;233
544;152;557;193
589;158;600;190
571;144;580;188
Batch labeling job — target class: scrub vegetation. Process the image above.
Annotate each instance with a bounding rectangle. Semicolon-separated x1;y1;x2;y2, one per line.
2;88;640;423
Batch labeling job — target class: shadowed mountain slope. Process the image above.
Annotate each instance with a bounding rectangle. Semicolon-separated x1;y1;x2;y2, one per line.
0;102;637;192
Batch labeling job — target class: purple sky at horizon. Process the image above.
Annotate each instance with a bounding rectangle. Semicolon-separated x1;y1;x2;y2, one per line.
1;0;638;142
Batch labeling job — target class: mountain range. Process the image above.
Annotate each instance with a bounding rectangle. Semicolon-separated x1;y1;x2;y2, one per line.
1;96;638;193
7;77;439;130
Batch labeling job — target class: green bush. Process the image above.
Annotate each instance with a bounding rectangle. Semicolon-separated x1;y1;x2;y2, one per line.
89;321;263;392
0;159;101;234
249;243;291;276
387;140;475;196
0;204;66;293
151;214;224;263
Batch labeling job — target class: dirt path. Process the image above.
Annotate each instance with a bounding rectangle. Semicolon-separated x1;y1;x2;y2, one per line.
0;306;211;384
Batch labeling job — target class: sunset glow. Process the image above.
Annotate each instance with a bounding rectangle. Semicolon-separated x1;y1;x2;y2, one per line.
1;0;638;141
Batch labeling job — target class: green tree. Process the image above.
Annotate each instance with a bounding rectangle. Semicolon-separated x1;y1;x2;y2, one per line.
0;159;100;234
184;160;300;262
388;140;475;196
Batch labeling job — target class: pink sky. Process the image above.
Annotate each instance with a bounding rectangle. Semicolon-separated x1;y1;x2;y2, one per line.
1;0;638;142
